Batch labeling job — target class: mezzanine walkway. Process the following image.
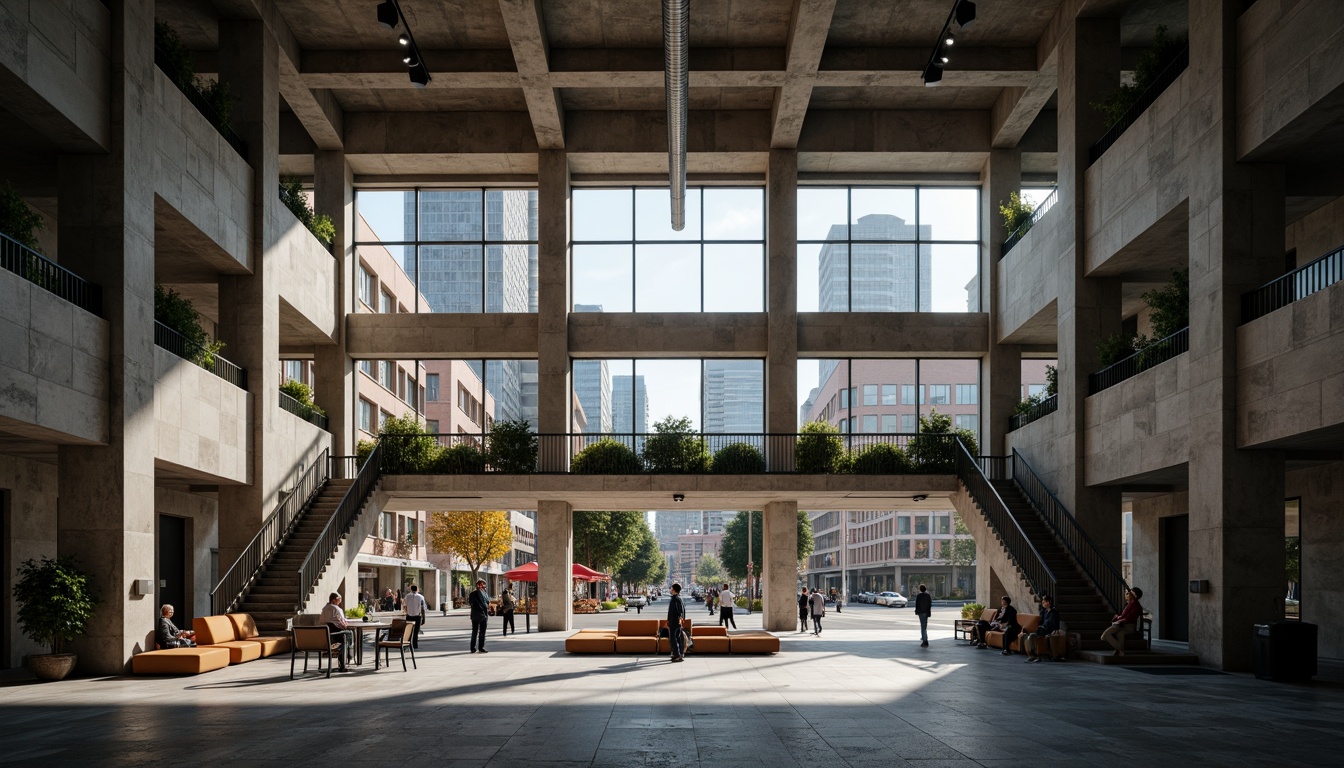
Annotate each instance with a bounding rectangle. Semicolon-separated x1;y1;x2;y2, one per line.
2;607;1341;767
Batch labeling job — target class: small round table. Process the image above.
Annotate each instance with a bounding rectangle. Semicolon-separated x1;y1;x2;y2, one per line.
347;621;391;666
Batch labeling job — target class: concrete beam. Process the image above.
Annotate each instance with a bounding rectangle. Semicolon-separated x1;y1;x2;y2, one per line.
498;0;565;149
346;313;539;359
569;313;768;358
798;312;990;357
770;0;837;148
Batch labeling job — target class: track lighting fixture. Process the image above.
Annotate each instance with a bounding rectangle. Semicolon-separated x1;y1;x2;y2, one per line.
403;52;417;66
923;0;975;87
376;1;398;30
673;494;685;503
944;31;955;46
409;63;431;88
376;0;432;90
955;0;976;28
398;33;409;46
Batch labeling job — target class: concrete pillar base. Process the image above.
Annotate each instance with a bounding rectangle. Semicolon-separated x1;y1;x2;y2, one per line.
537;500;573;632
762;501;798;631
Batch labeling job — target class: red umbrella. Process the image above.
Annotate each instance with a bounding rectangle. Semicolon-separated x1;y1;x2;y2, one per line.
501;562;611;582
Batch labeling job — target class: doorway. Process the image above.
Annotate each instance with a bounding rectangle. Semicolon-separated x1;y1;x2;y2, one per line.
1160;514;1189;641
1;491;9;668
157;515;188;624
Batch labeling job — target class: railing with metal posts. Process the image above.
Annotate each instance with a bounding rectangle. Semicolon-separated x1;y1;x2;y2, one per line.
153;320;249;389
1089;45;1189;165
1011;449;1127;614
210;449;329;615
1088;326;1188;395
1009;394;1057;432
330;455;362;480
1242;245;1344;323
0;232;103;316
278;389;329;430
376;431;963;475
298;444;381;609
153;44;249;160
954;443;1056;602
1000;189;1058;258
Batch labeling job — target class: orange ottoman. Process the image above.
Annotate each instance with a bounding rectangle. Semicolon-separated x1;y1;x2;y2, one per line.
194;615;263;664
565;631;617;653
614;619;659;653
690;625;730;653
227;613;292;657
132;647;230;675
729;630;779;654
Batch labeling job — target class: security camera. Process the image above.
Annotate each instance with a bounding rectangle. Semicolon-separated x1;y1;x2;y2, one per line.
673;494;685;503
912;494;928;502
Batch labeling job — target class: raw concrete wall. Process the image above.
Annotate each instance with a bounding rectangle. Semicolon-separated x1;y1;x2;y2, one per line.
1129;491;1187;642
273;207;337;341
1237;279;1344;448
1084;354;1190;485
997;205;1060;342
798;312;989;357
1285;196;1344;266
0;0;110;150
1005;407;1064;496
1286;462;1344;660
950;488;1037;611
272;405;333;501
0;455;59;669
153;487;218;627
0;267;109;444
153;347;249;483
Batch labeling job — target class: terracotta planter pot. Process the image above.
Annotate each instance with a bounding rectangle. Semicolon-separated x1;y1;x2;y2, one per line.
27;653;77;681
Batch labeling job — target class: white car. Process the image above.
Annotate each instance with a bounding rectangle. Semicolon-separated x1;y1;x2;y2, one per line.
859;591;877;603
875;591;908;607
625;594;649;608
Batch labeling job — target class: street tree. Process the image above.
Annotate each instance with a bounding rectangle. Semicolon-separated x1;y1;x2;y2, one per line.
572;510;647;573
427;510;513;585
615;526;668;592
946;514;977;597
694;552;725;586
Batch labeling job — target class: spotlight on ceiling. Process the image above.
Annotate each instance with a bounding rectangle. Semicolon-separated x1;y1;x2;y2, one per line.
376;1;398;31
409;63;431;88
403;51;418;66
912;494;928;502
398;33;410;46
944;31;955;46
955;0;976;28
673;494;685;503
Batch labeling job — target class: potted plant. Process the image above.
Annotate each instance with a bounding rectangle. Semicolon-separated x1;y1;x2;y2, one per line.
12;556;100;681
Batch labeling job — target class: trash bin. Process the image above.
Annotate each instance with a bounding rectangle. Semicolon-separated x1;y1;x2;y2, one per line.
1252;622;1317;681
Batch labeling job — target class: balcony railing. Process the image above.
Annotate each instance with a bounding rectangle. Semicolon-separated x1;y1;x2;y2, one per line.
1000;189;1058;258
154;44;249;160
0;232;103;316
1089;45;1190;166
278;390;329;430
377;431;966;475
954;445;1056;603
1009;394;1057;432
1088;326;1188;395
153;320;248;390
1242;245;1344;323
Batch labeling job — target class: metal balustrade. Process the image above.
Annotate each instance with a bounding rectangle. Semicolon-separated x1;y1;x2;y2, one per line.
1242;245;1344;323
298;445;382;609
153;320;248;389
1088;326;1188;395
278;390;329;430
1000;189;1058;258
1009;394;1057;432
0;232;103;316
1089;45;1189;165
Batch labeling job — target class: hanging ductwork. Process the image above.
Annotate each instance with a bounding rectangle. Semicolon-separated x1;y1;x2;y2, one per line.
663;0;689;231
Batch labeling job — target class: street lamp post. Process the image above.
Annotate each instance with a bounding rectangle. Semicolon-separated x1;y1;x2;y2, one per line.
746;511;753;614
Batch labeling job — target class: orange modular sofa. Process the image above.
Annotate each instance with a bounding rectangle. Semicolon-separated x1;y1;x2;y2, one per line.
565;619;779;655
131;613;293;675
975;609;1067;656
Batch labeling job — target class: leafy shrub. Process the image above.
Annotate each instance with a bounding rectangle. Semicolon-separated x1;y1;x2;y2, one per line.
155;21;238;133
486;419;538;472
710;442;766;474
1091;26;1188;128
378;415;439;473
1045;364;1058;397
906;410;977;472
1097;331;1145;368
279;176;335;246
431;443;486;474
356;439;376;469
344;603;366;619
600;600;621;611
1014;394;1045;416
13;556;100;654
961;602;986;620
850;443;911;474
1141;269;1189;340
0;180;44;251
642;416;709;473
571;439;642;474
154;284;226;367
733;597;763;612
795;421;847;473
279;378;325;418
998;191;1034;235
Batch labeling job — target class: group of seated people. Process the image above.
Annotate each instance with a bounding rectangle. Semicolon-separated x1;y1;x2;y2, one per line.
968;586;1145;662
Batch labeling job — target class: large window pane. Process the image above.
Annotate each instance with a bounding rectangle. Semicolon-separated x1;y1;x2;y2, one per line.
635;188;701;241
703;360;763;433
485;244;537;312
573;189;632;241
919;188;979;241
485;190;538;242
798;359;847;429
418;190;483;241
419;245;483;312
703;188;764;240
704;244;764;312
572;245;633;312
797;188;848;241
925;244;980;312
851;188;916;237
850;242;920;311
355;190;411;243
635;244;700;312
919;358;980;447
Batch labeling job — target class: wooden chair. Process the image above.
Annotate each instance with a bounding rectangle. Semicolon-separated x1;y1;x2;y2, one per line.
291;625;341;679
377;619;417;671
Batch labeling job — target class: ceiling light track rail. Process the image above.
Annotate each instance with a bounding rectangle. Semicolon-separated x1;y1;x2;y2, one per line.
377;0;432;88
922;0;976;87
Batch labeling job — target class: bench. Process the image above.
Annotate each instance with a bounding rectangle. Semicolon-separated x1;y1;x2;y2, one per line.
194;614;292;664
565;618;779;655
131;646;231;675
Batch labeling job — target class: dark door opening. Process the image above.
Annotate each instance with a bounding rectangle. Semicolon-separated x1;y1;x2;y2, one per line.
1;491;9;669
157;515;188;629
1160;514;1189;642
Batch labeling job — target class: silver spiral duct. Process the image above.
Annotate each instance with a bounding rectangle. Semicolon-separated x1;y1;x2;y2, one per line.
663;0;689;231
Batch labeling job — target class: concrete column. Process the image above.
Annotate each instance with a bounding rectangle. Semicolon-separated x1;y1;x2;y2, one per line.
762;501;798;631
215;20;284;568
536;151;571;468
1185;0;1286;670
53;0;158;674
981;149;1023;455
313;150;354;455
536;500;573;631
1054;14;1123;564
766;150;798;460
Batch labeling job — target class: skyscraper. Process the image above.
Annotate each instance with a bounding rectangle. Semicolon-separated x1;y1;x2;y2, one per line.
818;213;931;313
703;360;764;433
572;304;611;433
612;374;648;434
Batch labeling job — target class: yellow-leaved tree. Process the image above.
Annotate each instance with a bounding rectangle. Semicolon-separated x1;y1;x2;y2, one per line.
427;511;513;586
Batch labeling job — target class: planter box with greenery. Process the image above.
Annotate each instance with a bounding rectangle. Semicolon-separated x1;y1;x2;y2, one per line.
279;176;335;248
13;556;100;681
710;442;766;474
432;443;487;474
642;416;709;473
795;421;847;473
378;415;441;474
279;379;327;428
850;443;911;474
1095;269;1188;368
906;411;977;473
154;22;244;156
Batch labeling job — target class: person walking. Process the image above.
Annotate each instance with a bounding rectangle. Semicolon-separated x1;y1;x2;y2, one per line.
798;588;810;633
667;583;687;662
808;588;826;635
403;583;428;649
914;584;932;647
500;588;517;636
718;583;737;628
469;579;490;653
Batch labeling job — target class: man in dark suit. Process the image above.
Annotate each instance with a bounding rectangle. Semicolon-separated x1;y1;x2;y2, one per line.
667;583;686;662
469;579;490;653
914;584;933;647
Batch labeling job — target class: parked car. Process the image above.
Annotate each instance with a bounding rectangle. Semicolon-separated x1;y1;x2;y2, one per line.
626;594;648;608
857;591;876;604
875;591;908;607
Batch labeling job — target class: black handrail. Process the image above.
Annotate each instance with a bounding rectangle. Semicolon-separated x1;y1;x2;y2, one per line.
0;232;103;316
330;455;362;480
1089;45;1189;165
298;444;381;609
1011;449;1128;614
1242;245;1344;323
1088;326;1188;394
1000;189;1058;258
153;44;249;160
210;448;329;615
1009;394;1057;432
376;432;962;475
153;320;248;389
278;390;329;430
953;443;1056;602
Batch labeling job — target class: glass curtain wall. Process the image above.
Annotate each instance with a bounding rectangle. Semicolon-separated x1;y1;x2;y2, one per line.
797;358;981;447
797;186;980;312
573;358;764;441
